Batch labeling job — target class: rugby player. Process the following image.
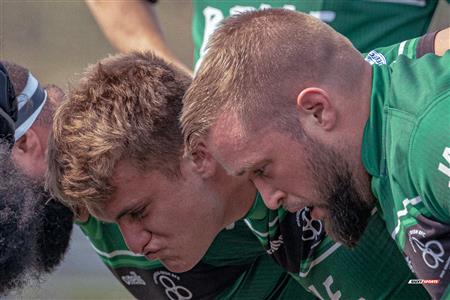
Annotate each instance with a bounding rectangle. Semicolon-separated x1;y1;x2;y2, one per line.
180;9;450;298
0;61;73;296
47;39;445;298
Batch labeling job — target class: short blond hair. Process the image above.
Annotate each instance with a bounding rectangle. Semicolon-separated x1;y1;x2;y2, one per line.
181;9;365;154
47;52;191;211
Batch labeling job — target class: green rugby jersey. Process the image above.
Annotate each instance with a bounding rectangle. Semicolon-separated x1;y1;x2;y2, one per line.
245;196;429;299
192;0;442;70
78;217;315;300
362;51;450;299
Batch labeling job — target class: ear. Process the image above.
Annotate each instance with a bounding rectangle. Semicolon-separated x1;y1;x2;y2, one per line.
190;141;217;179
296;87;336;131
12;128;45;177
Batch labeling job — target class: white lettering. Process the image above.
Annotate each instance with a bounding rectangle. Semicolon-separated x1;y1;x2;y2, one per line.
196;6;224;71
309;11;336;23
323;276;342;300
230;5;256;15
308;285;325;300
308;275;365;299
438;147;450;188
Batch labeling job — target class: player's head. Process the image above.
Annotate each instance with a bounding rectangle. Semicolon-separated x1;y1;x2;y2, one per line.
2;61;63;178
47;52;255;272
181;9;374;247
0;61;73;296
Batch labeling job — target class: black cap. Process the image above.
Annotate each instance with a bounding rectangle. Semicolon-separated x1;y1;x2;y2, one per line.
0;63;17;144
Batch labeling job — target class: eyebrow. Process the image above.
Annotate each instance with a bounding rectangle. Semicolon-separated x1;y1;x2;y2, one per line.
115;204;138;222
232;159;266;177
114;196;150;222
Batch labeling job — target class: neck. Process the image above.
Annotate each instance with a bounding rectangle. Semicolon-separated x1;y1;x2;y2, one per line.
353;62;374;194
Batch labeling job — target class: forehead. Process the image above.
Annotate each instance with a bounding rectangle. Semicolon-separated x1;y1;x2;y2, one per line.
93;160;168;221
207;111;271;174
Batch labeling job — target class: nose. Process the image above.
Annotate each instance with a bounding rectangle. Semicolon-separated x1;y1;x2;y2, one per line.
253;178;286;210
118;219;151;255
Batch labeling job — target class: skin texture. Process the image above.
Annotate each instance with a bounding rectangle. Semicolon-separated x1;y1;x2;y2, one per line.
91;157;255;273
202;70;376;246
435;27;450;56
206;113;375;247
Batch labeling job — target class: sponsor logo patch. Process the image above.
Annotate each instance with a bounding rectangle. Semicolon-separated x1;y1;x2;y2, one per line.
121;271;146;286
153;270;193;300
365;50;387;65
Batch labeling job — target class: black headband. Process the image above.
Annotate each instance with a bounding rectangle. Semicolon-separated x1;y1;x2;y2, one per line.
0;63;17;144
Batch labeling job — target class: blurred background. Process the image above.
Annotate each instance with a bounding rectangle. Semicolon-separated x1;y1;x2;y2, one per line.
1;1;449;299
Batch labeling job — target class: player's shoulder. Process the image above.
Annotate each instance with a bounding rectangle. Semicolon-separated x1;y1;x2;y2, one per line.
408;90;450;223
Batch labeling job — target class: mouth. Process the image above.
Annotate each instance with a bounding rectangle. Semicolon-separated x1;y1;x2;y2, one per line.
143;243;163;261
145;252;160;261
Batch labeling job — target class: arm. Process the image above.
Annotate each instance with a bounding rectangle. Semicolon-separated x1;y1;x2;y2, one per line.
85;0;192;75
434;27;450;56
366;27;450;66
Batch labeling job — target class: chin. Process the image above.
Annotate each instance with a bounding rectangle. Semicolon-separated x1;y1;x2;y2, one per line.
161;256;199;273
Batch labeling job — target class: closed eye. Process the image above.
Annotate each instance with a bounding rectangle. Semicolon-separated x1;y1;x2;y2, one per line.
253;165;267;177
128;206;147;221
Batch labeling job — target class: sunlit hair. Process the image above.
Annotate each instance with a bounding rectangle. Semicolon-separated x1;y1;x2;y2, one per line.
181;9;365;155
46;52;191;211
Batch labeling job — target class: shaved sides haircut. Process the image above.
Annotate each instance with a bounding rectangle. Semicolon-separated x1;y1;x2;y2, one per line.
181;9;366;154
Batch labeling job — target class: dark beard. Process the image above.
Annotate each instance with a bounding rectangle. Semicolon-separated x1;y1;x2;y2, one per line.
35;191;74;273
306;138;375;247
0;144;40;295
0;143;73;296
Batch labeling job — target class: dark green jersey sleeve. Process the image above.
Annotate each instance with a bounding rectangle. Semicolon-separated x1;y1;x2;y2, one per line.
408;53;450;224
365;52;450;299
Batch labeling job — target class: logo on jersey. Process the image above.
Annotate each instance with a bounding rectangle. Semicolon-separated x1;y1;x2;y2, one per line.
297;207;323;242
437;147;450;188
365;50;387;65
410;237;445;269
153;271;193;300
267;235;284;255
408;279;440;285
121;271;146;286
403;214;450;299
